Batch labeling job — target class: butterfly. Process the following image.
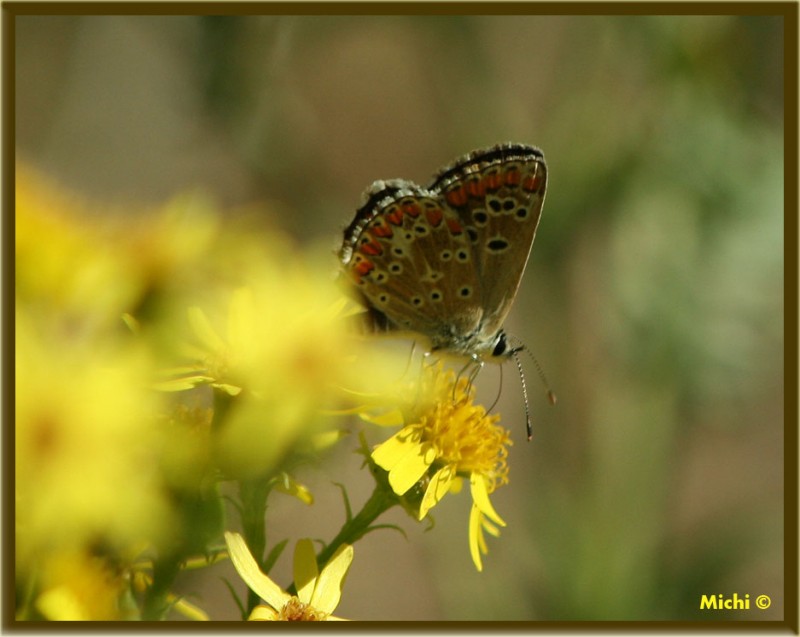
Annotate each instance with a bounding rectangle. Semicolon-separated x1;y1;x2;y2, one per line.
339;143;549;436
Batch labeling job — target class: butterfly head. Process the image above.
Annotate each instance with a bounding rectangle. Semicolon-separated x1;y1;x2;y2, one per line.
491;330;515;358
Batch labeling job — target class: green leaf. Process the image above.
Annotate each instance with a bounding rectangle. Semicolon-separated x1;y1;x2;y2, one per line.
263;538;289;574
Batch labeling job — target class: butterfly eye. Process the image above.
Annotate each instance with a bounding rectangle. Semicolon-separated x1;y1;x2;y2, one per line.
492;332;508;357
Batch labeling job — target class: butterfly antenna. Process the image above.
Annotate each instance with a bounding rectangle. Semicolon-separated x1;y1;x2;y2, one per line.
508;339;557;441
522;346;557;407
511;349;533;441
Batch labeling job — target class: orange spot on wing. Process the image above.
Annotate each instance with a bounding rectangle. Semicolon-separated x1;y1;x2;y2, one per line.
523;173;542;193
402;201;422;218
485;171;502;191
445;186;468;207
355;260;375;278
504;168;521;186
446;218;464;235
371;223;394;238
426;207;444;227
466;177;485;198
386;209;404;225
360;239;383;256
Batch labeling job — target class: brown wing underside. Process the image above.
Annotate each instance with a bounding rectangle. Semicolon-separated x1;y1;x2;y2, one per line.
341;143;547;353
430;146;547;336
342;189;485;347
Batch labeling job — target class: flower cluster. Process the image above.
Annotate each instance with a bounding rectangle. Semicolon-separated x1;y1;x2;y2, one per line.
15;162;519;621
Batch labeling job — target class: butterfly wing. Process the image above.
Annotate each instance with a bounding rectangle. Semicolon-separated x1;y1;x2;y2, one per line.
341;144;547;357
340;180;485;351
429;144;547;338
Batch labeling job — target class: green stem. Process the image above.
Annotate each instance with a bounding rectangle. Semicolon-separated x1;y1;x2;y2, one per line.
315;484;398;568
141;555;181;620
215;388;271;617
238;477;270;616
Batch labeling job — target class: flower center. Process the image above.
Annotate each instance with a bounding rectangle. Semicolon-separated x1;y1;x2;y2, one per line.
279;597;328;621
419;374;511;491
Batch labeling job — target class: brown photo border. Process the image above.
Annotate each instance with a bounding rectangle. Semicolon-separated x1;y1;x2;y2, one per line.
2;2;796;632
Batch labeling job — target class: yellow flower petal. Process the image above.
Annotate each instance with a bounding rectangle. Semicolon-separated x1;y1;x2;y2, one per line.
481;516;501;538
211;382;242;396
293;539;319;605
468;505;484;572
310;544;354;614
273;474;314;505
371;427;420;470
419;464;456;520
249;605;280;620
35;587;87;621
469;473;506;527
359;408;405;427
224;532;289;610
373;427;437;495
171;596;210;621
309;429;348;452
227;287;254;354
389;444;436;495
187;306;226;353
153;376;214;392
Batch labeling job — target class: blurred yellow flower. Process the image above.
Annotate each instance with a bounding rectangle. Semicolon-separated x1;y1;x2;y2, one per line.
224;532;353;621
14;159;371;619
160;278;354;480
33;550;128;621
15;310;174;571
15;163;146;332
157;404;214;491
369;361;511;571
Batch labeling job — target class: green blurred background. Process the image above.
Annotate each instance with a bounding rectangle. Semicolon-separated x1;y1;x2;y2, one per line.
16;13;785;621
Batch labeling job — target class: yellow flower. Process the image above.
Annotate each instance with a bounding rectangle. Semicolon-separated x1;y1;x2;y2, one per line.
32;550;128;621
15;162;146;331
224;532;353;621
15;308;173;572
369;362;512;571
160;282;353;480
157;404;214;491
